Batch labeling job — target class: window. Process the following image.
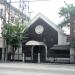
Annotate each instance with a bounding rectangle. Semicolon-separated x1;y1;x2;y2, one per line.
66;35;70;42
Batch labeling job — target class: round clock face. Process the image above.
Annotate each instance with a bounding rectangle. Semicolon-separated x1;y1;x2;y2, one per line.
35;25;44;34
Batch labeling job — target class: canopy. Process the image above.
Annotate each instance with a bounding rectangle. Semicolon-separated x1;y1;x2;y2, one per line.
50;45;70;50
25;40;46;46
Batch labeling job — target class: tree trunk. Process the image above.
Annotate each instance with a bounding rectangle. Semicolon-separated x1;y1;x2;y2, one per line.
11;47;15;61
2;39;5;61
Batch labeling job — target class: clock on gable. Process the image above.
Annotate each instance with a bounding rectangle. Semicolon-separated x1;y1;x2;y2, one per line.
35;25;44;34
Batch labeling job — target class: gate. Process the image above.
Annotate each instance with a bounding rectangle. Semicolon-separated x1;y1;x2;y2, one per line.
33;45;46;63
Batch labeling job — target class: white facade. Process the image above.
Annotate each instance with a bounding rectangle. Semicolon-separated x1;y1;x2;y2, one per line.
58;31;69;45
0;37;3;48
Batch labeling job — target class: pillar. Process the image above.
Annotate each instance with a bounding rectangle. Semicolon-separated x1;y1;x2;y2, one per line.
70;48;75;63
38;53;40;63
2;47;5;62
31;46;33;62
22;53;25;62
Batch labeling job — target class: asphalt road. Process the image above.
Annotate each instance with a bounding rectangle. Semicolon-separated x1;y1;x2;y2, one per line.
0;63;75;75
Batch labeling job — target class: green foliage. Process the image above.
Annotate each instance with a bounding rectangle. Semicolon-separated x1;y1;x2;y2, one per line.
58;3;75;27
59;4;75;18
58;19;70;27
71;37;75;48
2;21;27;50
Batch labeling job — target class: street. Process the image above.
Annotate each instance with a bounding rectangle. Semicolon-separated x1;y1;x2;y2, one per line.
0;63;75;75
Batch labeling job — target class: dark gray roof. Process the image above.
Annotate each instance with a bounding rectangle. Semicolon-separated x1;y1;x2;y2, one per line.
50;45;70;50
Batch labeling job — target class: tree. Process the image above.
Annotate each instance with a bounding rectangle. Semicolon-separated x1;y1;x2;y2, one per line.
59;3;75;27
71;36;75;48
59;3;75;48
2;21;27;60
59;2;75;63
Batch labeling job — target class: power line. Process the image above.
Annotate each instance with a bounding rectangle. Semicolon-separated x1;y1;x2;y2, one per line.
7;0;50;3
6;0;50;22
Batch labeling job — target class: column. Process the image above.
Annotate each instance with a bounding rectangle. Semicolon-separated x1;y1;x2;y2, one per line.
22;53;25;62
2;48;5;62
38;53;40;63
31;46;33;62
2;39;6;62
70;48;75;63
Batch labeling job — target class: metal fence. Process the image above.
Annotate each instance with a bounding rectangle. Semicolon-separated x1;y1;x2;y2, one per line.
1;53;75;64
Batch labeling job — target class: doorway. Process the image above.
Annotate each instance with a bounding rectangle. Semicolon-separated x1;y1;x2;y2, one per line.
33;45;46;63
40;45;46;62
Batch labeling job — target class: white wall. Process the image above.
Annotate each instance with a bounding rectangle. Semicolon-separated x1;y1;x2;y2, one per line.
0;18;3;37
0;37;3;48
58;32;69;45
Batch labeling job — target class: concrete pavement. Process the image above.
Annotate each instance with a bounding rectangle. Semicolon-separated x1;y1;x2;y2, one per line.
0;63;75;75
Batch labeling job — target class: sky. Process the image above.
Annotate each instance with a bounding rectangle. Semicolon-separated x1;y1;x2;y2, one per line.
7;0;75;24
7;0;75;35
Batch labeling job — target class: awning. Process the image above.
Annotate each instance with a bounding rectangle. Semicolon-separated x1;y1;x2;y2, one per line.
25;40;46;46
50;45;70;50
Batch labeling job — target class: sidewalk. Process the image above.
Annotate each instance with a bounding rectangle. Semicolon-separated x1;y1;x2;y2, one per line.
0;63;75;75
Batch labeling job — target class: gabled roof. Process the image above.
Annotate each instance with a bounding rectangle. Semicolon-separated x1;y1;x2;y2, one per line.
29;13;65;35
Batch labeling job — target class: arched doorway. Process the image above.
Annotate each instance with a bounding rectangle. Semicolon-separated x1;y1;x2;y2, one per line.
40;45;46;62
25;40;47;63
33;46;39;63
33;45;46;63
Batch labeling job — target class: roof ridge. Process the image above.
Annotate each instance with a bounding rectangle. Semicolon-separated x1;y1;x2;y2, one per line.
29;13;64;34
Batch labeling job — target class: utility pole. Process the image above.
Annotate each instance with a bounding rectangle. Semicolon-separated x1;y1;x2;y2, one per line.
8;0;11;23
70;13;75;42
2;0;7;62
70;13;75;63
19;0;31;23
